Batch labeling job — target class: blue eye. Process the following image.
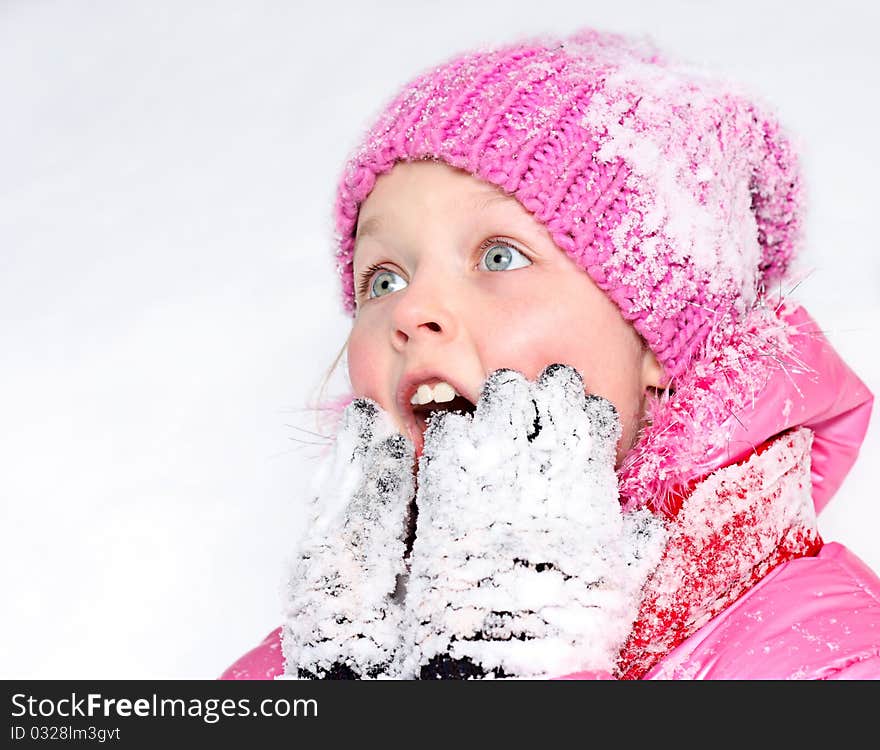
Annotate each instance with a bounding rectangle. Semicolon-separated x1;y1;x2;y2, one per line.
479;240;532;272
369;269;407;299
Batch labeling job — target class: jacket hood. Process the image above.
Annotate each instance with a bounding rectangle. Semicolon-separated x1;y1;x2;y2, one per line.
618;298;874;516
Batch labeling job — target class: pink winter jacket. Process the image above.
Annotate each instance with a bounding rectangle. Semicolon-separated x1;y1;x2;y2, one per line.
220;305;878;680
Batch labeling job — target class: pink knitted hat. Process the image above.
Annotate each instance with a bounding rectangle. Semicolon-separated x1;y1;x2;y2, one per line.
331;27;803;381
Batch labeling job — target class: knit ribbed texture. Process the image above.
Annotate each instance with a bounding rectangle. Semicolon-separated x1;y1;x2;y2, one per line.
332;27;803;380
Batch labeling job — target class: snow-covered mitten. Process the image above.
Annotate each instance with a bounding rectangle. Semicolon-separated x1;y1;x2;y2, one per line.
399;364;667;679
281;398;416;679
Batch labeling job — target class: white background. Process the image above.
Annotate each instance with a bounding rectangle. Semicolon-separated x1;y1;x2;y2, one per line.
2;0;878;678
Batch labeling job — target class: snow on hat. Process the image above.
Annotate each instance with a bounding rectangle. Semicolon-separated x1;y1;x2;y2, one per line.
331;27;804;381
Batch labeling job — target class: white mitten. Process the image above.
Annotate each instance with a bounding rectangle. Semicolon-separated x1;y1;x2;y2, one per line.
281;398;415;679
399;364;667;679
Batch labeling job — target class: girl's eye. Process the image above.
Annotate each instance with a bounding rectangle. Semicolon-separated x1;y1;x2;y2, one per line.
368;268;407;299
356;238;530;303
479;239;532;272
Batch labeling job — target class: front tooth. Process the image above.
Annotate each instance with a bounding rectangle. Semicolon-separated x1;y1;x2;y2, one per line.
409;382;459;406
433;382;455;403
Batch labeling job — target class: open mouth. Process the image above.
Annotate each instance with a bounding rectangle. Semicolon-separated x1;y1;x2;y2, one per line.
412;394;477;433
411;394;476;458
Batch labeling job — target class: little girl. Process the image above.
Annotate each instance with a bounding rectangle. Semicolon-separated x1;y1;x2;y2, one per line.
221;26;878;679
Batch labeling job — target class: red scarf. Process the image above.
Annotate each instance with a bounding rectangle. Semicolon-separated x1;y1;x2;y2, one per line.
617;426;822;679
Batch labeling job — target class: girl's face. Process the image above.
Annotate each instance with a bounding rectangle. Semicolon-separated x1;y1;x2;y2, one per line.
347;159;665;465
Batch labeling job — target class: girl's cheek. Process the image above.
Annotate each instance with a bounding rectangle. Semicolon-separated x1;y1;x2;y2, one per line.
475;305;576;379
346;323;384;398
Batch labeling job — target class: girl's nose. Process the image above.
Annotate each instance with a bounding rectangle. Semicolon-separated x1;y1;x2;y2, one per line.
389;280;458;351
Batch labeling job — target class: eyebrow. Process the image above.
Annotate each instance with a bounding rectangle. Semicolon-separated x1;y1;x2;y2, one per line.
354;189;512;243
